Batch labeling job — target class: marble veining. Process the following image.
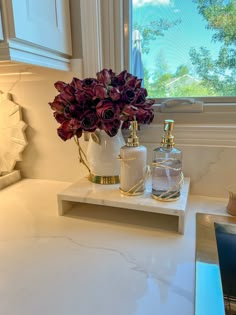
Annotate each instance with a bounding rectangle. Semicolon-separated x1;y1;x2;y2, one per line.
0;179;229;315
0;234;193;312
191;147;224;186
64;236;193;304
180;146;236;198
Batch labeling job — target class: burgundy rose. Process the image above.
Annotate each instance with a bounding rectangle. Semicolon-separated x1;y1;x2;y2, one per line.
125;75;138;88
103;119;121;137
49;96;65;113
121;104;138;119
116;101;125;112
80;110;98;132
94;84;108;99
122;88;136;103
57;117;83;141
69;118;81;130
64;105;72;119
83;78;98;87
136;108;154;125
53;112;66;123
54;81;67;92
109;87;120;101
131;88;147;105
81;78;98;98
135;79;142;89
110;76;119;87
142;99;155;108
74;90;88;106
96;69;115;85
71;77;83;90
115;70;127;86
57;120;74;141
75;91;96;110
60;85;76;103
68;104;80;117
126;72;133;80
96;100;120;122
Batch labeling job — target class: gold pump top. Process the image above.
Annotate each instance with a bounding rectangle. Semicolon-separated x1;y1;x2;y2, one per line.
127;120;140;147
161;119;175;148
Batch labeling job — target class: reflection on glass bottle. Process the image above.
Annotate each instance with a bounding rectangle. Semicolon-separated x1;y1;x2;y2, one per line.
152;120;183;200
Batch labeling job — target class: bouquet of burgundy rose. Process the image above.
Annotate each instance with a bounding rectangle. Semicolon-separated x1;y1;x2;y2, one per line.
49;69;154;141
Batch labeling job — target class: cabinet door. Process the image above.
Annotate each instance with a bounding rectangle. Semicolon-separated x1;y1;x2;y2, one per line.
7;0;72;55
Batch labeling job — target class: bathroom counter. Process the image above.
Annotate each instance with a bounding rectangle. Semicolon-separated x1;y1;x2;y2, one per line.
0;179;230;315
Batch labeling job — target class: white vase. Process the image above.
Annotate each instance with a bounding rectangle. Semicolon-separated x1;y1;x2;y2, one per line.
87;128;125;184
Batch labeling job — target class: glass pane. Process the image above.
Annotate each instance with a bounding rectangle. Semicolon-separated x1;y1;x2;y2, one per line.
131;0;236;98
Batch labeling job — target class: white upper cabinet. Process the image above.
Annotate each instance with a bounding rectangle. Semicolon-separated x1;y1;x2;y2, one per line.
0;0;72;71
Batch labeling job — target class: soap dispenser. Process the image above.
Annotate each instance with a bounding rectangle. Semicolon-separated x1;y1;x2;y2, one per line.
152;119;183;201
119;120;147;195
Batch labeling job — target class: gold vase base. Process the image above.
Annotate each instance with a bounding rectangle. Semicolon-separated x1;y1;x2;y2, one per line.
88;173;120;185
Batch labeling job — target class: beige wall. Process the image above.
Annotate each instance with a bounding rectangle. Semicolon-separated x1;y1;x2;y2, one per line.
0;67;88;182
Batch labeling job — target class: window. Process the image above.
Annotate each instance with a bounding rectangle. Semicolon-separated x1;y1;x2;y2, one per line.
79;0;236;108
130;0;236;102
77;0;236;161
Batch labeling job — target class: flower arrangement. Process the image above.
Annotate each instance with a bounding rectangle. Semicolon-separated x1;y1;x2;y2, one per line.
49;69;154;141
48;69;154;174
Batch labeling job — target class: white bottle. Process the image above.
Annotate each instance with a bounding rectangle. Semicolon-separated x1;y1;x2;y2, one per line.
119;121;147;195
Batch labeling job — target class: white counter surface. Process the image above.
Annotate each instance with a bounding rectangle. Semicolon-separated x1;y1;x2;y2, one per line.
0;179;229;315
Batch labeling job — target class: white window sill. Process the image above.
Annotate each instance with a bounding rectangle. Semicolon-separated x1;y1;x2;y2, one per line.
134;103;236;148
153;102;236;125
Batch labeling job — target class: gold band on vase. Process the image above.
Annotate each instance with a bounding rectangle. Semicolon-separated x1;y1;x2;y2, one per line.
88;173;120;185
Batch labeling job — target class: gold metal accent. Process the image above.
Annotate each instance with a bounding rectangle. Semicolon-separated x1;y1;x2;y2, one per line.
151;171;184;202
74;136;91;174
151;193;180;202
119;187;144;196
88;173;120;184
127;120;140;147
161;119;175;148
117;154;136;161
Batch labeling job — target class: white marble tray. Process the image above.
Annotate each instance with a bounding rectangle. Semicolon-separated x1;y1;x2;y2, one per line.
57;177;190;234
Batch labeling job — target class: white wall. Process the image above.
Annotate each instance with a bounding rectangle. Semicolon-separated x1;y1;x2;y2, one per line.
0;67;88;183
0;66;235;198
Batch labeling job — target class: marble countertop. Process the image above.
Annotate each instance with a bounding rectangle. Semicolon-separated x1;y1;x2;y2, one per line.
0;179;230;315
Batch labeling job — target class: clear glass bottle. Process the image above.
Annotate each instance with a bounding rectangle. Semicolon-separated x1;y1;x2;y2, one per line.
152;120;182;200
120;120;147;195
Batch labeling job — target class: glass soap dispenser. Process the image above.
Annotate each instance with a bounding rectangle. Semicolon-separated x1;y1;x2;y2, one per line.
119;120;147;195
152;119;183;201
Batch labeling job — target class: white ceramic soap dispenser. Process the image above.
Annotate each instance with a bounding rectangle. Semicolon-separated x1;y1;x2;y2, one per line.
119;120;147;195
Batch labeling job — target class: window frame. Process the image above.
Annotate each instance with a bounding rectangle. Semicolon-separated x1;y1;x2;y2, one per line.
79;0;236;142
